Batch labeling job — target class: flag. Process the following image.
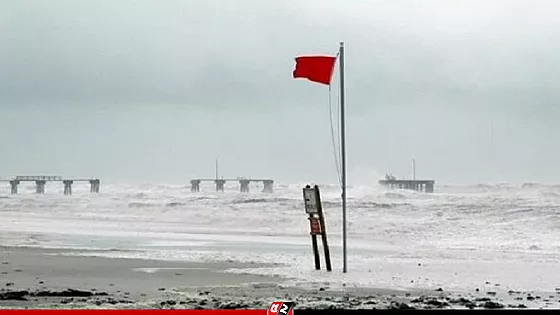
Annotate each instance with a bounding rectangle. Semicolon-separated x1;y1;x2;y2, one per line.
293;56;336;85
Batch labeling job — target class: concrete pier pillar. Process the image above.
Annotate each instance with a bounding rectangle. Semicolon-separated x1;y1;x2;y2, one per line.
10;180;19;194
35;180;46;194
215;179;226;192
239;180;250;193
190;180;201;192
63;180;73;195
262;180;274;193
425;183;434;193
89;179;100;193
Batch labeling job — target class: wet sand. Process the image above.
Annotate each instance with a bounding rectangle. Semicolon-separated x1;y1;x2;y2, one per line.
0;246;277;308
0;246;554;309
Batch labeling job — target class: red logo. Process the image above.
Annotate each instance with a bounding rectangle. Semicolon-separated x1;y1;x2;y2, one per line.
268;301;294;315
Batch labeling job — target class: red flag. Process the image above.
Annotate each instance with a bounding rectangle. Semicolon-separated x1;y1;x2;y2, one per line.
293;56;336;85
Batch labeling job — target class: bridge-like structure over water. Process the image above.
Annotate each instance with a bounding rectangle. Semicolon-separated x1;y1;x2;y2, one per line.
190;178;274;193
0;175;100;195
378;179;435;193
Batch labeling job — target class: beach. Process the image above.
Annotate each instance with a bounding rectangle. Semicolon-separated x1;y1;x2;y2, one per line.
0;245;553;309
0;245;279;308
2;182;560;309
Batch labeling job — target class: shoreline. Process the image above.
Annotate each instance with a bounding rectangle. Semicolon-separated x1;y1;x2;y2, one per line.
0;245;550;309
0;245;278;308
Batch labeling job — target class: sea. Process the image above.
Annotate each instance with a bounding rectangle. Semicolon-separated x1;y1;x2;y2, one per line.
1;180;560;295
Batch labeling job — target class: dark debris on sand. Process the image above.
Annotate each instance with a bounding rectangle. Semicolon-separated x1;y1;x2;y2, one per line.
144;286;533;310
0;285;545;310
0;288;124;306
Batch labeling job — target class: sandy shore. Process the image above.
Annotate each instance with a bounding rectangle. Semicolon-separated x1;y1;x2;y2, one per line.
0;246;554;309
0;246;277;308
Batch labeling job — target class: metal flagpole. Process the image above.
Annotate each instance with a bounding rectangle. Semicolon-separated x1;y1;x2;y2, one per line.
339;42;347;273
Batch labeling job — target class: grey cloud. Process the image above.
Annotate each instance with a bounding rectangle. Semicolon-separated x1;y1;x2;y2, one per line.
1;0;559;185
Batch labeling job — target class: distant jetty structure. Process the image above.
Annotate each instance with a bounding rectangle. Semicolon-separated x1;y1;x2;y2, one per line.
190;159;273;193
379;160;435;192
190;177;274;193
1;175;100;195
378;178;435;193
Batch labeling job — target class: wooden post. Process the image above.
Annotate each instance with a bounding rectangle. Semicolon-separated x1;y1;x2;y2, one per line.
314;185;332;271
309;216;321;270
303;185;332;272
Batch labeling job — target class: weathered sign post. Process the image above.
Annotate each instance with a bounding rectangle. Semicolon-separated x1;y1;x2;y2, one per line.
303;185;332;271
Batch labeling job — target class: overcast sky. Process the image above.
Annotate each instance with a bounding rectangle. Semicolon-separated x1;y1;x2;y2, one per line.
1;0;560;185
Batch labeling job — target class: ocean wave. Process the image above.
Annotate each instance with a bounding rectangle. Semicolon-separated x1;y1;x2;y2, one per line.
3;181;560;256
357;201;407;209
166;202;186;207
231;197;294;205
130;192;149;198
383;192;407;199
128;202;158;208
522;182;542;188
320;201;340;208
540;191;560;198
506;207;536;214
191;196;218;201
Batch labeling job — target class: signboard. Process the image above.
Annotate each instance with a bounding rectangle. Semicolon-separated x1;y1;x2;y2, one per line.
302;184;331;272
309;217;322;235
303;187;318;214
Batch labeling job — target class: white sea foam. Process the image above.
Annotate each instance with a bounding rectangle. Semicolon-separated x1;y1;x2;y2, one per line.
1;181;560;293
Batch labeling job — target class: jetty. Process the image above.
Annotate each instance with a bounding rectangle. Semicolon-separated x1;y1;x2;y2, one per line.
378;160;435;193
190;178;274;193
378;179;435;193
1;175;100;195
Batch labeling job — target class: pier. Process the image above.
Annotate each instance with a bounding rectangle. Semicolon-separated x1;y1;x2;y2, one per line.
190;178;274;193
378;179;435;193
1;176;100;195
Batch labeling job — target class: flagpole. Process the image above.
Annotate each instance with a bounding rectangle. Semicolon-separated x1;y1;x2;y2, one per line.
339;42;347;273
